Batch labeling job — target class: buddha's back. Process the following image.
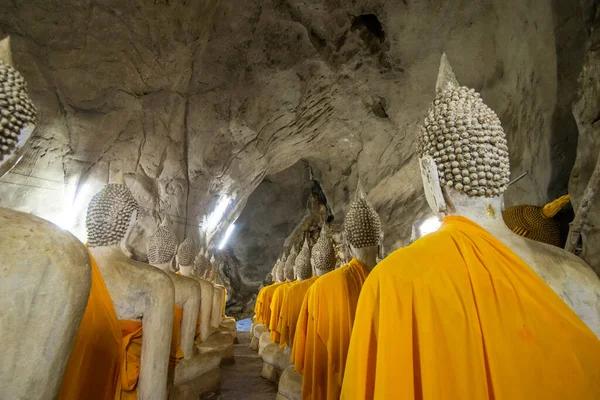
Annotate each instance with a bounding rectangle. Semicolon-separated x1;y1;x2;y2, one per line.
0;208;91;399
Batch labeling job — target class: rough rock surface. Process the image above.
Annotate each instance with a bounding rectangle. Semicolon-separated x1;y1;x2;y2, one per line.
0;1;591;279
569;3;600;275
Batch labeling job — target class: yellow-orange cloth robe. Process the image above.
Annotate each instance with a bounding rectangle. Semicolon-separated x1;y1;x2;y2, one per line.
341;216;600;400
58;250;122;400
291;258;368;399
254;287;266;322
259;282;284;326
118;304;185;399
269;281;294;342
279;276;318;349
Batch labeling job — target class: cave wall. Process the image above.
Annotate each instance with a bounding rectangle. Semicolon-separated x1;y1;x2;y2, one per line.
0;0;588;265
569;3;600;275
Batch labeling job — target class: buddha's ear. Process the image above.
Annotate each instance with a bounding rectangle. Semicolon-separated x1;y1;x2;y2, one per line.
0;36;14;67
419;155;447;215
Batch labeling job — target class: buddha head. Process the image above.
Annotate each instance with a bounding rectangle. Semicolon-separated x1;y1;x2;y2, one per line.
311;224;336;276
193;251;211;280
294;238;312;281
177;237;197;269
344;183;382;263
147;218;178;270
418;53;510;217
276;255;286;283
284;246;297;282
0;37;38;179
86;171;139;249
270;259;279;283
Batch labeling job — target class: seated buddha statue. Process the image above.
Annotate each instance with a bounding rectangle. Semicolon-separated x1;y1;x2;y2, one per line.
83;172;175;399
177;238;216;343
293;184;382;399
207;261;237;336
341;54;600;400
263;237;316;382
268;245;298;343
0;36;93;400
251;258;283;351
278;224;337;399
147;219;201;360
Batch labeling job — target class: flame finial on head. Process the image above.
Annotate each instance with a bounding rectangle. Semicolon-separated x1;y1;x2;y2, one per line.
418;53;510;197
344;183;382;249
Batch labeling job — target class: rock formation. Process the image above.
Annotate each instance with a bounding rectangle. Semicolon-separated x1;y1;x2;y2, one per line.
0;1;594;280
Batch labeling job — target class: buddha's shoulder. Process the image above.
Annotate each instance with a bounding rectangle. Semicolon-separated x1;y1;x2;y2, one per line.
312;267;346;291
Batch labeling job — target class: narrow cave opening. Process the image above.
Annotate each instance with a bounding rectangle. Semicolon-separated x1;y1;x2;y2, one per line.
351;14;385;43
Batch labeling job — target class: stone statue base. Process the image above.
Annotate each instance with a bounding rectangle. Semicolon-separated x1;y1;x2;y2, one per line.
250;324;265;351
170;346;221;399
197;331;235;364
169;365;221;400
258;331;272;357
261;344;292;382
276;366;302;400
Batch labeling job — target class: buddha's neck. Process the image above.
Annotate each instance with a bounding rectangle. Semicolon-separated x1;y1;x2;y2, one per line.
351;245;378;272
315;269;329;277
179;265;193;277
151;262;172;273
445;194;513;237
89;244;128;262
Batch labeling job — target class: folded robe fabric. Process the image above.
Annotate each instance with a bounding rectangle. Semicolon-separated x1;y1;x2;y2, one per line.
117;321;143;400
259;282;284;326
291;258;368;400
170;305;185;367
279;276;318;349
58;250;122;400
270;282;293;342
341;215;600;400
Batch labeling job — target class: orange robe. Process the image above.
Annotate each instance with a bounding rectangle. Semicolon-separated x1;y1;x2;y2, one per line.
341;216;600;400
279;276;318;349
58;250;122;400
291;259;368;399
270;282;293;342
258;282;283;326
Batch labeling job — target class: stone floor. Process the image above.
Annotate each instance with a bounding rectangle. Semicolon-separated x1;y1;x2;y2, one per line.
201;332;278;399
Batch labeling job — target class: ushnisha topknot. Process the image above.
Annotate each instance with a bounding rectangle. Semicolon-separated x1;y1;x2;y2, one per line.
0;60;38;162
294;237;312;281
147;218;178;265
418;53;510;197
177;237;197;266
344;183;382;249
86;173;139;248
312;224;336;273
285;246;297;281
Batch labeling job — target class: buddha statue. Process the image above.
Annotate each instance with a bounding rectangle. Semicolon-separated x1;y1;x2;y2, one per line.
502;194;570;247
0;36;92;399
293;184;381;399
263;237;316;382
278;224;337;399
85;172;175;399
251;258;283;351
179;248;216;342
209;259;237;337
147;219;201;360
342;54;600;399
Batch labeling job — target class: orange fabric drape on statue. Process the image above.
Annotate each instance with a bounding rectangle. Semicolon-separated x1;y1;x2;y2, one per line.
171;305;185;367
258;282;283;326
279;276;317;349
341;216;600;400
58;250;122;400
269;282;293;343
291;259;368;400
117;321;143;400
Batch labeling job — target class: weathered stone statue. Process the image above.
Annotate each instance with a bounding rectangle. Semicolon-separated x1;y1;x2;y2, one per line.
178;243;216;342
87;172;175;399
292;185;382;399
208;259;236;336
277;225;337;400
147;219;201;360
342;54;600;399
0;36;92;400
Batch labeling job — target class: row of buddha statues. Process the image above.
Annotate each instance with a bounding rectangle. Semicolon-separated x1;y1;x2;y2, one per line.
1;32;600;399
249;54;600;400
0;36;236;400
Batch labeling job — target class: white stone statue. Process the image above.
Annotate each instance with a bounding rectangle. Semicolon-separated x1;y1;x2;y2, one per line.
418;53;600;337
0;36;92;400
147;219;201;359
87;172;175;399
179;246;217;342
